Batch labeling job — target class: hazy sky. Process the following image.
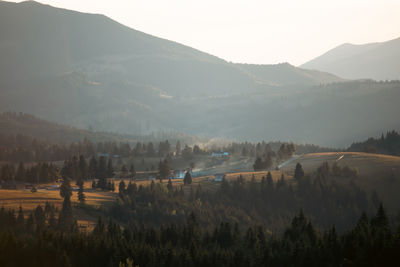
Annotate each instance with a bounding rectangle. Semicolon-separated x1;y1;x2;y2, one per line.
12;0;400;65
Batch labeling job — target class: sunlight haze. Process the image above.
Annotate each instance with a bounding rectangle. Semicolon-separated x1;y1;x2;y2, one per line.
9;0;400;65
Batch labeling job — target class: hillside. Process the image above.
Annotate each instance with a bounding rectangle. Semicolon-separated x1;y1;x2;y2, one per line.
347;130;400;156
281;152;400;177
0;1;399;147
0;112;136;143
280;152;400;210
237;62;344;86
301;37;400;80
0;2;341;132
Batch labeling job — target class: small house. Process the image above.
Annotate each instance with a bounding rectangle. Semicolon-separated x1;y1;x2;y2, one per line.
211;152;229;158
214;173;225;182
174;170;186;179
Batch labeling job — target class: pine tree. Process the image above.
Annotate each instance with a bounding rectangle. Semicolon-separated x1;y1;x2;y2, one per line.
294;163;305;181
16;162;25;182
253;157;264;171
119;180;126;196
58;194;74;231
78;184;86;204
159;159;171;180
184;171;192;185
107;158;114;178
176;141;182;156
78;155;88;180
48;209;57;229
129;164;136;180
93;216;105;235
59;177;74;231
26;213;34;232
60;177;72;199
88;156;98;179
167;178;173;192
17;206;24;226
266;172;273;187
97;156;107;189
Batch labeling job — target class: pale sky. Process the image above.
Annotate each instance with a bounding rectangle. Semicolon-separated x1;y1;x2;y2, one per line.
12;0;400;65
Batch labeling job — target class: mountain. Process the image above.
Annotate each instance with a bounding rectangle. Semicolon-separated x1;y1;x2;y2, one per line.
0;1;344;135
1;1;399;147
237;63;342;86
0;112;202;145
0;112;138;143
301;37;400;80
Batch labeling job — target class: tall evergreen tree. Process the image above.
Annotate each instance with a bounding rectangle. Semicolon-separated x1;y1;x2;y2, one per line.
167;178;173;192
16;162;25;182
16;206;24;227
97;156;107;189
60;177;72;199
129;164;136;179
78;155;88;180
159;159;171;180
184;171;192;185
107;158;114;178
77;179;85;204
58;187;74;232
294;163;305;181
88;156;98;179
176;140;182;156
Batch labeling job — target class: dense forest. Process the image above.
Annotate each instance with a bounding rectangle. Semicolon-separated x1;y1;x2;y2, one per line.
348;130;400;156
110;162;376;233
0;131;336;164
0;202;398;267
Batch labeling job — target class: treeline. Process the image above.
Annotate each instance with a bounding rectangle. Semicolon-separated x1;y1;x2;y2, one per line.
1;131;336;165
0;162;59;184
0;154;134;186
220;141;334;158
0;133;199;162
0;204;398;267
111;163;375;233
0;134;96;162
348;130;400;156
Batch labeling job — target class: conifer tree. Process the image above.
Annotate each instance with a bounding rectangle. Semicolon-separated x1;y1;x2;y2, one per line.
60;177;72;199
88;156;98;179
294;163;305;181
184;171;192;185
16;162;25;182
129;164;136;179
167;178;173;192
59;177;74;231
159;159;171;180
119;180;126;196
34;205;46;229
93;216;105;235
78;155;88;180
97;156;107;189
266;172;273;187
78;183;85;204
17;206;24;226
107;158;114;178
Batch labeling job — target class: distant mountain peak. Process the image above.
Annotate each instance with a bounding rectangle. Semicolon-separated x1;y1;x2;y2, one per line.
301;37;400;80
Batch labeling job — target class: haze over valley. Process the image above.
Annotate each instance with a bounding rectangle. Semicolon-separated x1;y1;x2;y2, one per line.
1;1;400;266
1;1;399;147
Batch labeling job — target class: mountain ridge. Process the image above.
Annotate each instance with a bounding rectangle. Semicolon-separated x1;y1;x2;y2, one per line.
301;37;400;80
1;1;399;147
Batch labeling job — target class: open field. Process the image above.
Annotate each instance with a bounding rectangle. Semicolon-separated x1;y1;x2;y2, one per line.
281;152;400;211
280;152;400;177
2;151;399;224
0;168;288;213
0;185;118;229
